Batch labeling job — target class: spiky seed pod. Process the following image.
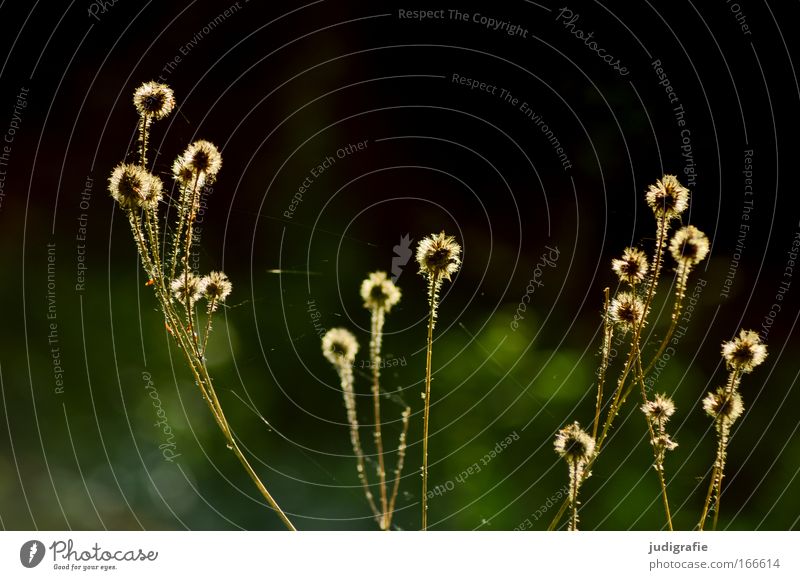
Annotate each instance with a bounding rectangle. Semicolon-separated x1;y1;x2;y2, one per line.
360;271;401;312
703;387;745;424
322;328;359;366
108;163;162;210
721;329;768;373
180;140;222;180
416;231;461;282
553;421;595;464
170;271;203;306
645;174;690;220
133;81;175;120
609;291;647;331
641;393;677;425
200;271;232;310
669;225;710;267
653;433;678;451
612;247;649;285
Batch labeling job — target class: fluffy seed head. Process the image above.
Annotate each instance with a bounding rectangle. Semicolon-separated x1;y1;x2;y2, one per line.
133;81;175;120
721;329;767;373
416;231;461;281
645;174;690;220
200;271;232;309
653;433;678;451
360;271;401;312
669;225;710;267
553;421;595;464
179;140;222;180
172;156;206;188
322;328;359;366
612;247;649;285
641;393;676;424
609;291;647;331
108;163;162;210
170;272;203;306
703;387;744;424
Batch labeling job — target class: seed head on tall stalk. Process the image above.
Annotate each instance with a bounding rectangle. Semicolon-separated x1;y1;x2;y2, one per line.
415;231;461;530
108;81;296;530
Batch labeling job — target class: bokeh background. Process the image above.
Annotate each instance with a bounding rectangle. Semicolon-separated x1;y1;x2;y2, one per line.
0;0;798;530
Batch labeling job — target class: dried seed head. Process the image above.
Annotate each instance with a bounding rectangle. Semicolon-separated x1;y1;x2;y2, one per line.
645;174;690;220
170;271;203;306
641;393;677;424
133;81;175;120
612;247;649;285
416;231;461;281
703;387;744;424
609;291;647;331
653;433;678;451
172;156;206;188
360;271;401;312
669;225;710;267
721;329;767;373
108;163;162;210
322;328;359;366
179;140;222;180
200;271;232;310
553;421;595;464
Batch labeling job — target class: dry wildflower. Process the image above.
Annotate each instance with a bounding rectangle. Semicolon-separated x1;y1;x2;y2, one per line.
200;271;232;310
179;140;222;180
703;388;744;424
170;271;203;306
609;291;647;331
322;328;359;366
653;433;678;452
669;225;710;267
553;421;595;464
133;81;175;120
416;231;461;282
721;329;768;373
172;156;206;188
108;163;162;210
360;271;401;312
645;174;690;220
641;393;676;425
611;247;649;285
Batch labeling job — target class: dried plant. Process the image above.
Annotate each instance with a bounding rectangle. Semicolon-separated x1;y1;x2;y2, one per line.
321;272;410;530
549;175;709;531
553;422;595;531
108;81;295;530
698;329;767;530
415;231;461;530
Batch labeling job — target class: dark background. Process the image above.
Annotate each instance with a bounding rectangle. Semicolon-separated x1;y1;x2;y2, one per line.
0;0;798;530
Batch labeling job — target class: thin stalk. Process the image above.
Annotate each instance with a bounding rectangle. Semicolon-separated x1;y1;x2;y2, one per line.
643;263;690;376
387;406;411;528
593;288;613;441
369;306;389;530
200;298;217;356
569;459;579;531
421;273;440;530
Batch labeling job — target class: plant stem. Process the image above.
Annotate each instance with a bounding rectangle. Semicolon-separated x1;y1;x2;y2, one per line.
369;306;389;530
387;406;411;528
421;273;440;530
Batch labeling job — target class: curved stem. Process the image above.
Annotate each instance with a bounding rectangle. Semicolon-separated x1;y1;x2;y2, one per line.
369;306;389;530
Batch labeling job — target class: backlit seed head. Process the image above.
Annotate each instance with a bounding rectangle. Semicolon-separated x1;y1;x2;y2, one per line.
609;291;647;331
612;247;649;285
200;271;232;310
645;174;690;220
133;81;175;120
108;163;162;210
653;433;678;451
721;329;768;373
360;271;401;312
703;387;744;424
322;328;359;366
416;231;461;281
170;271;203;306
172;156;206;188
179;140;222;179
641;393;676;424
553;421;595;464
669;225;710;267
